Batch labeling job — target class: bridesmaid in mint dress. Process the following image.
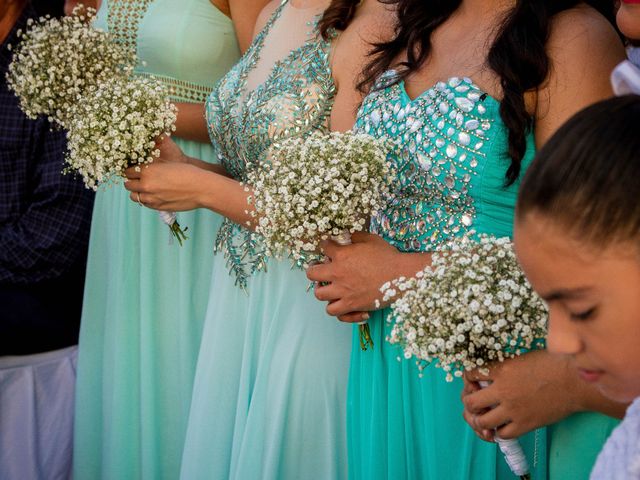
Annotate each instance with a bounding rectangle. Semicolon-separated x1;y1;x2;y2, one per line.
306;1;625;478
123;0;394;477
73;1;247;478
179;2;353;477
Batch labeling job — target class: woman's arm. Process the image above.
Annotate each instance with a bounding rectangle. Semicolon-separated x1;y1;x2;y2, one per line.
229;0;277;52
461;350;627;441
125;162;254;225
172;103;211;144
124;136;253;225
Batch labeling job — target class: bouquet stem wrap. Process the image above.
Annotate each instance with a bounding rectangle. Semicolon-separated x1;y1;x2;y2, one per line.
331;231;373;351
158;211;188;246
478;380;531;480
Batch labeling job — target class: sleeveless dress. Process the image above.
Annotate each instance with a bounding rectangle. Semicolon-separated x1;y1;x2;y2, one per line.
73;2;239;479
349;70;619;479
348;71;545;479
179;2;352;478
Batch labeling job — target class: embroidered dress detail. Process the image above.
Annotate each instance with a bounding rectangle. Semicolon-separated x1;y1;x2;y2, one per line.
206;0;336;289
137;71;214;103
590;398;640;480
107;0;154;54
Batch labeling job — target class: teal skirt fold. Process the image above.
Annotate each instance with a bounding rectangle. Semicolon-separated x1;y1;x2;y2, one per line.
73;139;221;480
348;308;547;480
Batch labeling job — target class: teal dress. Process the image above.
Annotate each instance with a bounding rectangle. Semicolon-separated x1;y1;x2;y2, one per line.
348;70;617;479
179;2;352;478
73;1;240;479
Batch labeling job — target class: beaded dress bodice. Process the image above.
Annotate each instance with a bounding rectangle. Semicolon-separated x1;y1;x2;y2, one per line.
94;0;239;103
206;0;335;289
355;70;535;252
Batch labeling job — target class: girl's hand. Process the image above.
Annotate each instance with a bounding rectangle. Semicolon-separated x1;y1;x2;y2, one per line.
124;161;209;212
306;232;430;319
460;350;625;441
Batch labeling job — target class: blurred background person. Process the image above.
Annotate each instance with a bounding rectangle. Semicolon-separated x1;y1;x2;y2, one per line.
0;0;94;478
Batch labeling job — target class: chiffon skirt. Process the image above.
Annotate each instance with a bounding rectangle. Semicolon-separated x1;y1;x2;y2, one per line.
180;258;352;479
73;139;222;480
347;308;547;480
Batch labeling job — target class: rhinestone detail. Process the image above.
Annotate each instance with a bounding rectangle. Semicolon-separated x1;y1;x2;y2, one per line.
356;72;494;252
206;0;336;289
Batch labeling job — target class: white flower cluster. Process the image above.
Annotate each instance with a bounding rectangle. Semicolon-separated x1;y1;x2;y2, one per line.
7;8;177;191
6;8;135;128
385;234;548;381
247;131;394;262
65;77;176;190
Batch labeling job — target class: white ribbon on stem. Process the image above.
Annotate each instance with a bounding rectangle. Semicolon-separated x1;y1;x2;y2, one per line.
157;210;176;227
478;380;531;479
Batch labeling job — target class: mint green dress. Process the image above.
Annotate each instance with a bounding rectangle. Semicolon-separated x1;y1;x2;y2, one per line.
73;1;239;479
179;2;352;478
348;70;617;479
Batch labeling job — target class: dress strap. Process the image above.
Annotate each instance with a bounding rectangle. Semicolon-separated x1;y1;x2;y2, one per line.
243;0;290;62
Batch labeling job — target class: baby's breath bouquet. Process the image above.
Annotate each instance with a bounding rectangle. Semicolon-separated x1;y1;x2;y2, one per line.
6;8;135;128
247;131;395;349
65;76;176;189
384;234;547;480
7;8;186;243
65;76;182;239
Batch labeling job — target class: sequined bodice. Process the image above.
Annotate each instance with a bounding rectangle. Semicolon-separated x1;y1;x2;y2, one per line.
94;0;240;103
355;71;535;252
206;0;335;288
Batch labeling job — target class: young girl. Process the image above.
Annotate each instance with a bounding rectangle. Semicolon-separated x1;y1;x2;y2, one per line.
515;94;640;480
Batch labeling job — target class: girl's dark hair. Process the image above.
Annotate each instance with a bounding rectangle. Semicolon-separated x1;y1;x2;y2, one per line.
517;95;640;246
318;0;361;39
358;0;617;185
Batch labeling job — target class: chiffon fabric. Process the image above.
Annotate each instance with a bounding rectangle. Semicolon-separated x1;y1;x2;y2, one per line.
73;1;240;478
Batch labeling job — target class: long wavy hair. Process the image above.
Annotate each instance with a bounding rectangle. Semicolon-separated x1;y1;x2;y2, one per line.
353;0;617;184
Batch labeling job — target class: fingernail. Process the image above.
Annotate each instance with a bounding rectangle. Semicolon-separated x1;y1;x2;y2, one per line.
362;313;370;320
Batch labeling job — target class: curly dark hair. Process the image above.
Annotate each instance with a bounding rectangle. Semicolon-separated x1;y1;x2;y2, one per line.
353;0;617;184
